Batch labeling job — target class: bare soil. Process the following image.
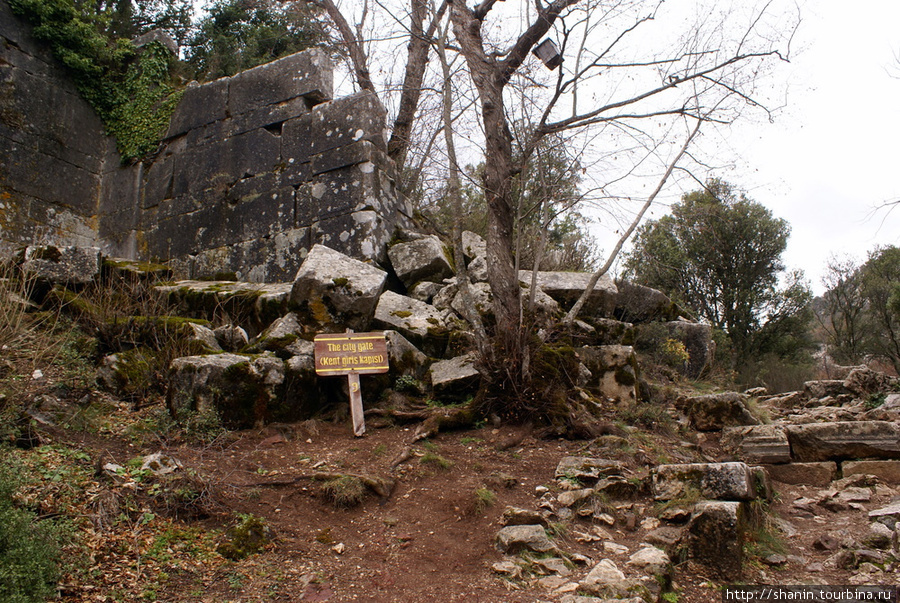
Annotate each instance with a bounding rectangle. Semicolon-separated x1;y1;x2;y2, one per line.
24;393;900;603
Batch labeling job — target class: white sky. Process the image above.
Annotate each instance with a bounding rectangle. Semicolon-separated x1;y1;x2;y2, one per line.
688;0;900;293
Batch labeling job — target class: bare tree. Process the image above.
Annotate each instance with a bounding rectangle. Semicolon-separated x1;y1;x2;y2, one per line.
314;0;799;413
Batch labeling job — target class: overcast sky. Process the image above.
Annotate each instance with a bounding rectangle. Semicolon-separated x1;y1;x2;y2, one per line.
698;0;900;293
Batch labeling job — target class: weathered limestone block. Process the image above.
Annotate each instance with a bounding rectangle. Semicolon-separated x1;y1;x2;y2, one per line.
627;546;673;581
803;380;849;400
461;231;486;260
373;291;448;356
188;322;223;352
687;501;745;579
311;206;403;265
214;325;249;352
722;425;791;464
228;49;332;116
153;280;291;333
496;525;557;554
283;91;387;162
844;367;898;397
290;244;387;331
165;79;229;138
466;255;488;282
408;281;444;303
252;312;305;355
761;462;837;486
576;345;639;403
578;318;635;346
172;128;281;197
387;234;453;288
687;392;759;431
580;559;648;600
167;353;286;428
653;462;755;501
869;502;900;530
519;270;617;316
428;353;479;397
842;460;900;484
450;282;491;317
786;421;900;462
384;330;428;378
555;456;625;483
21;245;101;288
501;506;551;528
614;281;680;323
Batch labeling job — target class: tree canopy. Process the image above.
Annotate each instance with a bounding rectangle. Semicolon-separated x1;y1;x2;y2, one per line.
820;246;900;373
185;0;334;81
625;179;812;367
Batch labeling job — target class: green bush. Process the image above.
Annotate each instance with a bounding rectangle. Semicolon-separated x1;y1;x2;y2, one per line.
0;454;63;602
9;0;183;160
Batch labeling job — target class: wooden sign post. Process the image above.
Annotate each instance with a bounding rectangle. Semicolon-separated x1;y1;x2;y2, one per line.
314;331;389;436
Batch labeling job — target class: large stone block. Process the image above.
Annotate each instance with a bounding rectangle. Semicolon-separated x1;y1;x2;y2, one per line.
653;462;755;501
555;457;625;483
372;291;449;356
0;137;100;214
687;501;745;578
227;49;332;116
307;91;387;156
22;245;101;287
225;95;311;139
167;352;287;428
165;78;229;138
841;460;900;484
311;209;397;265
722;425;791;464
171;128;281;197
388;234;453;288
760;462;836;486
576;345;639;403
429;354;480;397
519;270;617;316
786;421;900;462
309;140;391;176
614;281;680;323
687;392;759;431
290;244;387;331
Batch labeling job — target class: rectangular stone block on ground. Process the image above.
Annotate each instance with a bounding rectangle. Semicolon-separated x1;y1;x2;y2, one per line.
722;425;791;464
786;421;900;462
653;462;754;501
761;462;836;486
841;460;900;484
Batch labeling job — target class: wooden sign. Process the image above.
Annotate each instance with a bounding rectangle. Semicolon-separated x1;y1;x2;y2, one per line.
314;332;389;436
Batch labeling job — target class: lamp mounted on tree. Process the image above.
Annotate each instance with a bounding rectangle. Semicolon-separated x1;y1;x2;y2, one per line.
532;38;562;70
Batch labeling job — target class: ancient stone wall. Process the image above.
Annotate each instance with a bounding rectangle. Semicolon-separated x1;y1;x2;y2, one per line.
0;0;110;256
0;1;411;280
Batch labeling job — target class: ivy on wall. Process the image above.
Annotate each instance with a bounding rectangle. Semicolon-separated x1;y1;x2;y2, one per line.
9;0;184;161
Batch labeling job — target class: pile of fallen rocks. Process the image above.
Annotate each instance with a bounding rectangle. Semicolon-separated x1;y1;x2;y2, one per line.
8;235;717;429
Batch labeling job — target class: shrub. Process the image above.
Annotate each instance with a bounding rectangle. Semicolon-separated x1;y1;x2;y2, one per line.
0;453;64;602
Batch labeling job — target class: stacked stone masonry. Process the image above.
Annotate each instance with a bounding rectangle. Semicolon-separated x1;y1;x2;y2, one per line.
0;2;411;279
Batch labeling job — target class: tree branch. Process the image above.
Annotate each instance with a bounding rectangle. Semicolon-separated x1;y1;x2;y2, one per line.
563;116;703;324
312;0;377;93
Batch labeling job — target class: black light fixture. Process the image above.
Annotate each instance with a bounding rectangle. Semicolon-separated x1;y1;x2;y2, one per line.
532;38;563;70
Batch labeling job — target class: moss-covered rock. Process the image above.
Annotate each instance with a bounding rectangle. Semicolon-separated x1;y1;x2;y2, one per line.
216;515;272;560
